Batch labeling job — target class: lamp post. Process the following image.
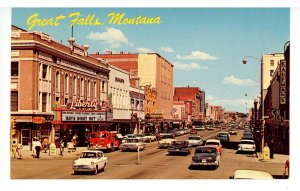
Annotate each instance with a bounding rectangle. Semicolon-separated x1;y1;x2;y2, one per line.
242;56;265;158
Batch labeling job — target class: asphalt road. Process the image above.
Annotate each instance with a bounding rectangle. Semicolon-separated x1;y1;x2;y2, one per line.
11;128;284;179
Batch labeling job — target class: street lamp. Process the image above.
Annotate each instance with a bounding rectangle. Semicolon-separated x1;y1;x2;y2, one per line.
242;55;265;158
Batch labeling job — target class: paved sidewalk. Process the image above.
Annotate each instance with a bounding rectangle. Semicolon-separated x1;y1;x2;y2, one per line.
11;147;88;160
255;153;289;164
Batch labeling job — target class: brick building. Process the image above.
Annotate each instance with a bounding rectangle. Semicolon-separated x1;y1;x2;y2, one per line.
11;25;110;149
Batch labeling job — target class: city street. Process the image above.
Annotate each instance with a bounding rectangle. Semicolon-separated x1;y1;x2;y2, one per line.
11;129;287;179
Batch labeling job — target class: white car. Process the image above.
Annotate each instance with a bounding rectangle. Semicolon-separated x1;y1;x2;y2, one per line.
230;170;273;179
119;138;146;151
205;139;223;154
186;135;204;147
158;133;176;148
238;139;256;152
144;133;157;142
73;150;107;175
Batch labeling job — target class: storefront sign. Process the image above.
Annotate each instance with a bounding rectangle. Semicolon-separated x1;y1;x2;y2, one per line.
115;77;125;84
107;112;113;121
68;99;99;110
129;69;139;79
33;117;45;124
280;60;286;104
49;143;56;156
62;111;106;122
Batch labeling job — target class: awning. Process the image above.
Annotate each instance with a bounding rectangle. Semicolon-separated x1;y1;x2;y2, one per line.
130;91;145;99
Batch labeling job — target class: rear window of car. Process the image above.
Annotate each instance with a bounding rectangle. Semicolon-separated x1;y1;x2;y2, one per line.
195;148;216;153
240;141;254;145
217;134;228;137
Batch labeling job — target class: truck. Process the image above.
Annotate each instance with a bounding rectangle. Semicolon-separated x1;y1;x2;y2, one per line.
88;130;123;151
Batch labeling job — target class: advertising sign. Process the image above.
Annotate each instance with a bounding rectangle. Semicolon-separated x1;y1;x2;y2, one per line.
62;111;106;122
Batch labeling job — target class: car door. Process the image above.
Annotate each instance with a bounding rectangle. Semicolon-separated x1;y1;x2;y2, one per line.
97;152;104;169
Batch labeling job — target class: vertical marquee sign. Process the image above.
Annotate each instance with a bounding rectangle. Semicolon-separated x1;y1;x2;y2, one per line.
280;60;286;104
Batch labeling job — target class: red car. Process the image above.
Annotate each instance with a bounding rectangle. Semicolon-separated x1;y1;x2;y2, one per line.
88;130;122;151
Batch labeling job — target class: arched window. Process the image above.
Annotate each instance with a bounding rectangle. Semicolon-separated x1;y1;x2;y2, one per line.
81;78;84;97
55;71;60;93
72;75;76;96
64;73;69;93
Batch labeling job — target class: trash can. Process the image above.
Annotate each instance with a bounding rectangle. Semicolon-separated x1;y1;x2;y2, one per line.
263;146;270;160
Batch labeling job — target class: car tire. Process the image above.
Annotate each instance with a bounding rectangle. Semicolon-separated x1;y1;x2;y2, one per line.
94;166;98;175
74;171;78;175
102;163;106;172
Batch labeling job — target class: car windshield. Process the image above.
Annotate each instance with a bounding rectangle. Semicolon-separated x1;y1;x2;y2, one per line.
206;142;219;146
195;148;216;154
188;137;201;140
240;141;254;144
161;135;173;139
80;152;97;158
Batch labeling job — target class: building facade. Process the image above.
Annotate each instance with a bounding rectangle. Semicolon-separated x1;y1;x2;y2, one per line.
11;25;110;149
173;87;203;125
108;65;132;133
91;52;174;121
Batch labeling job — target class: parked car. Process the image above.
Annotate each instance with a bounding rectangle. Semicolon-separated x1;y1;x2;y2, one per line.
72;150;107;175
144;133;157;142
205;139;223;154
167;140;192;155
207;126;215;131
230;170;273;179
135;134;150;143
238;139;256;153
119;138;146;152
191;146;221;168
158;133;176;148
215;132;230;142
186;135;204;147
195;126;205;131
88;130;122;151
229;128;238;135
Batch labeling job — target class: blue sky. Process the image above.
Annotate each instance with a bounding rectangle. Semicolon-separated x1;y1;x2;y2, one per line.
12;8;290;113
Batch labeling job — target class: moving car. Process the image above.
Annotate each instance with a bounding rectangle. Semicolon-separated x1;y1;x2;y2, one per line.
88;130;122;151
73;150;107;175
167;140;192;155
144;133;157;142
229;128;238;135
195;126;205;131
215;132;230;142
238;139;256;153
230;170;273;179
190;128;197;134
205;139;223;154
186;135;204;147
158;133;176;148
119;138;146;152
241;134;254;141
191;146;221;168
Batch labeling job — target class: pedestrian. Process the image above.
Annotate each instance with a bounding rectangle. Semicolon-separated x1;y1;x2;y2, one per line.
11;140;17;159
72;133;78;150
59;139;64;156
269;139;275;159
16;143;23;159
32;138;37;157
35;138;42;159
283;159;289;178
42;137;49;153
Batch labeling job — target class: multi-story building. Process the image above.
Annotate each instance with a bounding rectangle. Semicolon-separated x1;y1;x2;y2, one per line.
91;52;174;121
210;106;224;122
11;25;110;148
263;43;289;154
173;86;204;125
129;86;145;133
261;53;284;101
107;65;131;133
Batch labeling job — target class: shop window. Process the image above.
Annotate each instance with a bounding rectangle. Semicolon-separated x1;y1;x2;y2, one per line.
11;62;19;76
11;91;18;111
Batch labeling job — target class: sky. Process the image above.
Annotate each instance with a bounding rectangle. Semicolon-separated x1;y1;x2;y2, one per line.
12;8;290;113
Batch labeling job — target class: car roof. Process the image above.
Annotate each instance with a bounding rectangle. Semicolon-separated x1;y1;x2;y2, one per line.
206;139;221;143
82;150;103;153
240;139;255;143
233;170;273;179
